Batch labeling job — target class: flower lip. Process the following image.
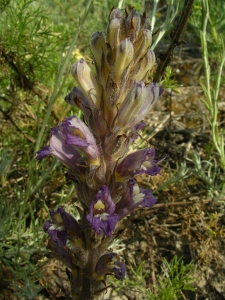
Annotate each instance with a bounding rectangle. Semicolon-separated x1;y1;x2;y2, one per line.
36;146;51;160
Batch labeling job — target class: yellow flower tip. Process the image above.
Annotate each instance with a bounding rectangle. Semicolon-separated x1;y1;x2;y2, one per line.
107;18;121;50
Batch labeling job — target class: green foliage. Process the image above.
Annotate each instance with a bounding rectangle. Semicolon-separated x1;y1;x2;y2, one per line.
148;256;195;300
160;66;179;90
0;0;60;97
111;256;195;300
186;0;225;194
150;0;182;50
186;151;225;196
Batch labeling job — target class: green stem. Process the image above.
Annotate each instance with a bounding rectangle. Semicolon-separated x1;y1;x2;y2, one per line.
150;0;159;31
201;0;225;169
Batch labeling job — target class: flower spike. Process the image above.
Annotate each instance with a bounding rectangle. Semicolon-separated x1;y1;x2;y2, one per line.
37;5;167;298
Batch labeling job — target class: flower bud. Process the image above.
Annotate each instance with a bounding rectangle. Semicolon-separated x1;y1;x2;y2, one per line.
117;81;147;128
114;38;134;81
109;8;122;20
137;83;163;121
72;58;101;108
122;6;141;42
134;29;152;60
134;49;155;81
127;13;141;40
90;31;107;70
107;18;121;54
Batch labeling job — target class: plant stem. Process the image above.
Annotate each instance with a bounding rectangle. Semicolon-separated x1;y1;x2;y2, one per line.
201;0;225;170
153;0;194;82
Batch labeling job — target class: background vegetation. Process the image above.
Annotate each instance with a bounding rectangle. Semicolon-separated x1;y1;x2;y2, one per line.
0;0;224;299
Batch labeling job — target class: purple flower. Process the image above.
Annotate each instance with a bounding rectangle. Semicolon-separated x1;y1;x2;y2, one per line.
44;206;81;247
93;253;126;281
61;116;100;163
116;147;163;181
36;116;101;175
86;186;119;237
135;147;166;176
36;127;82;172
115;178;156;219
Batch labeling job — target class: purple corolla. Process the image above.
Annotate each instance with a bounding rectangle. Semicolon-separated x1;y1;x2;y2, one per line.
87;186;119;237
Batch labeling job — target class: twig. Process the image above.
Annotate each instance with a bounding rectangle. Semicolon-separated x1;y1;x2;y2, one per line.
153;0;195;82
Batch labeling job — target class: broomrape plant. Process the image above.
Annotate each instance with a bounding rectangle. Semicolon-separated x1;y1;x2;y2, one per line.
37;5;165;299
